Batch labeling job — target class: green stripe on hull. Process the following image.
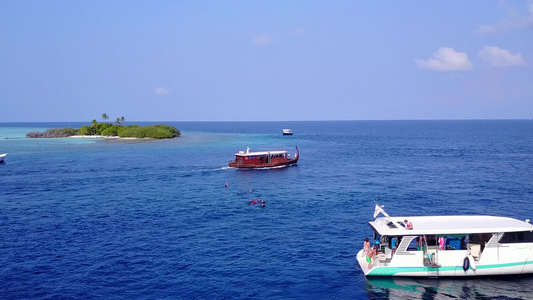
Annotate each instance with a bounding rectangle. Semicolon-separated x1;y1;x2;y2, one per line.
368;266;455;276
476;260;533;270
367;260;533;276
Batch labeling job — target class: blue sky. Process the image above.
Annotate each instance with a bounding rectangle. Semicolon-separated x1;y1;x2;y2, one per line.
1;1;532;122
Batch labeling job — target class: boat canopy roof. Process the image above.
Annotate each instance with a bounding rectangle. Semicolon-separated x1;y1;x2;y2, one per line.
235;150;288;157
369;215;533;237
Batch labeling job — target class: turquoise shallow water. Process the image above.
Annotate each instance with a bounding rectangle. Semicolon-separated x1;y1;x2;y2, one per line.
1;120;533;299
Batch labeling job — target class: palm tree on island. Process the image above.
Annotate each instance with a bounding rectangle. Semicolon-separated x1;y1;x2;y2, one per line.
102;113;109;122
114;116;125;125
91;119;98;135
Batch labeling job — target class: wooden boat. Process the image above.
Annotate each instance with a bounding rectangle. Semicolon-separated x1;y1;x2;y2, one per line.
357;204;533;277
282;129;293;135
0;153;6;163
229;147;299;169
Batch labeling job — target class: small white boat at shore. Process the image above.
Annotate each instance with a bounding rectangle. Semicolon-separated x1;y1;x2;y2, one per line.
357;204;533;278
0;153;6;163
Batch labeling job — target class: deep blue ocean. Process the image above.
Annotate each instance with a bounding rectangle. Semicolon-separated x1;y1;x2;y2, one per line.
1;120;533;299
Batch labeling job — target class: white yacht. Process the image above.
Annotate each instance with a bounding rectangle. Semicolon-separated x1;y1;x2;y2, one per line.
0;153;6;163
357;204;533;277
282;129;293;135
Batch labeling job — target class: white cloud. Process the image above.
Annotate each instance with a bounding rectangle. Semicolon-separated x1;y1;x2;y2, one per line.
253;28;302;46
475;1;533;33
155;87;170;95
478;46;525;67
475;25;497;34
253;34;275;46
291;28;303;36
416;47;473;72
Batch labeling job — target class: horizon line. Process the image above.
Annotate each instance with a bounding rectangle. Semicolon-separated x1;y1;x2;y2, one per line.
1;118;532;124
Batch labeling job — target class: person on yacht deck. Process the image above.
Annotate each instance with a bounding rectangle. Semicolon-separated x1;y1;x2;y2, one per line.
391;237;398;258
404;219;413;230
363;237;371;257
363;237;377;269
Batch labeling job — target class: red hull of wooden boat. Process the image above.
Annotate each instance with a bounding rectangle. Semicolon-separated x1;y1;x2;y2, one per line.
229;157;298;169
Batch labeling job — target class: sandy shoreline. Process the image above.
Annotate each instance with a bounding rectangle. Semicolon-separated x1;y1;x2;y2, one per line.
69;135;112;139
69;135;153;140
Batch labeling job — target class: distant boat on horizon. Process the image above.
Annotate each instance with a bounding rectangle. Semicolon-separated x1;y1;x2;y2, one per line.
282;129;293;135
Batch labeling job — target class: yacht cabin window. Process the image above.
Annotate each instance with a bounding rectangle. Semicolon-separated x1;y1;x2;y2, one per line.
499;231;533;243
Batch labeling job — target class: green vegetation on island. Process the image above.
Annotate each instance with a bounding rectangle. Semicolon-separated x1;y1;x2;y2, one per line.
26;114;181;139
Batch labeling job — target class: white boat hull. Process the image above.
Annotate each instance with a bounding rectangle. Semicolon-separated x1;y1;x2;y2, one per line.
357;246;533;277
0;153;6;162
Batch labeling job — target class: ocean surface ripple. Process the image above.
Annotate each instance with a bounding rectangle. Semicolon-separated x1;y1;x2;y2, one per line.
1;120;533;299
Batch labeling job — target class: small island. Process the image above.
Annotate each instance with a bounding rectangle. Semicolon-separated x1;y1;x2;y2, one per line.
26;114;181;139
